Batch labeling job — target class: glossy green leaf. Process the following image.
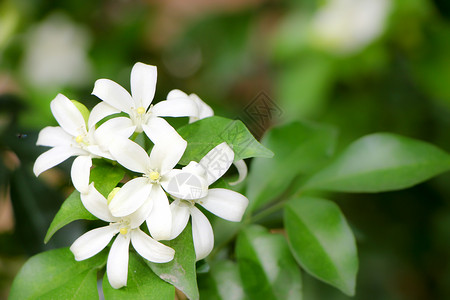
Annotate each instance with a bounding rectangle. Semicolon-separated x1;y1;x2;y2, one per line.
103;252;175;300
177;116;273;165
146;223;199;300
247;121;337;212
236;225;303;300
302;133;450;192
284;196;357;296
9;247;106;300
44;163;124;243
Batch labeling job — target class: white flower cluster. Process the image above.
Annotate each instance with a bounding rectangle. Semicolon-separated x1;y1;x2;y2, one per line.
33;62;249;289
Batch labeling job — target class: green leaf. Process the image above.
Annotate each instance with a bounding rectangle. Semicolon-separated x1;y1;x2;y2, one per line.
199;260;247;300
235;225;303;300
302;133;450;193
284;196;357;296
146;223;199;300
9;247;106;300
247;121;337;212
44;190;96;244
177;116;273;165
103;253;175;300
44;163;125;243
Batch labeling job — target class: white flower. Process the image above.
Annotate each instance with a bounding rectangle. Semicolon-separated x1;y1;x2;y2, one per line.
90;62;199;142
70;184;175;289
167;143;249;260
167;89;248;185
310;0;391;55
33;94;131;194
107;133;199;241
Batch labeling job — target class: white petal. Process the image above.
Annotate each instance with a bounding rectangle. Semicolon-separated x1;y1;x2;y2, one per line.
161;167;208;200
229;159;248;186
146;185;172;240
33;146;85;177
130;62;157;110
152;99;198;118
88;102;121;128
109;138;150;174
198;188;248;222
109;177;152;217
167;89;188;100
70;225;118;261
94;117;136;146
81;184;118;222
92;79;134;114
189;93;214;120
71;155;92;194
190;207;214;261
107;234;130;289
144;118;186;174
199;142;235;185
50;94;86;137
128;197;153;228
131;229;175;263
36;126;73;147
169;200;191;239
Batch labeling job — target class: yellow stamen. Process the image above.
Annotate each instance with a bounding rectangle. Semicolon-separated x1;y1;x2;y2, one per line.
107;187;121;205
136;107;146;115
75;135;83;144
119;228;128;235
149;171;160;181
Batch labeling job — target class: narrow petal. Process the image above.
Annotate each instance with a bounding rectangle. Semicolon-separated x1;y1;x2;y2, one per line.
107;234;131;289
146;185;172;240
33;146;85;177
92;79;134;114
50;94;86;137
71;155;92;194
81;184;118;222
130;62;157;110
199;142;235;185
167;89;188;100
109;177;152;217
94;117;136;146
229;159;248;186
88;101;121;128
152;99;198;118
190;207;214;261
131;229;175;263
169;200;191;239
189;93;214;120
36;126;73;147
128;197;153;228
198;188;248;222
161;167;208;200
109;138;150;174
144;118;186;174
70;225;118;261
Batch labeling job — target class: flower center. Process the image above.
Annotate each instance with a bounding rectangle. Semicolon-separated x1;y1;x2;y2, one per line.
149;171;160;181
136;107;146;115
119;227;128;235
107;187;121;205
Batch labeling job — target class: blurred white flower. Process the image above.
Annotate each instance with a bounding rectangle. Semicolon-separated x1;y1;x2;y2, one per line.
70;184;175;289
21;13;92;89
310;0;391;55
91;62;198;141
33;94;132;194
167;89;248;185
167;143;249;260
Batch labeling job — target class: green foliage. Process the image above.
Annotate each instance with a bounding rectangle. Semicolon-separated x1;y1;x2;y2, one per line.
9;247;106;300
246;121;337;212
103;253;175;300
177;116;273;165
236;225;303;300
284;196;358;296
302;133;450;192
147;223;199;300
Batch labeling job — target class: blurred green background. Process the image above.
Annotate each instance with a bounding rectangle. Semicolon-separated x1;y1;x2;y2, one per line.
1;0;450;299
